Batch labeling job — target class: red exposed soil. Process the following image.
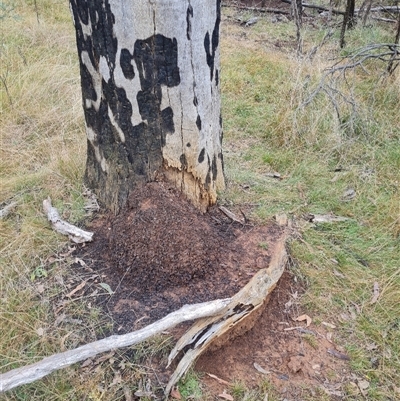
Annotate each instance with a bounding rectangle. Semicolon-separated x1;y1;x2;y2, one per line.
73;181;349;399
196;271;350;399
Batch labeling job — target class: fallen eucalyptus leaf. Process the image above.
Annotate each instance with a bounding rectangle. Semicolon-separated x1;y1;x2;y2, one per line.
170;387;182;400
294;314;312;327
218;391;234;401
206;373;229;385
327;348;350;360
66;281;86;298
333;269;345;278
99;283;114;295
322;322;336;329
358;379;370;390
254;362;270;375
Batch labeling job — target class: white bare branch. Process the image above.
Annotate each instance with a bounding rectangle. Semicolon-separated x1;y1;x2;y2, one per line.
43;198;93;243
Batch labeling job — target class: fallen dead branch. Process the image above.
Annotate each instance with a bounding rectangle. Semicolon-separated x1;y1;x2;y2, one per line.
225;4;290;15
0;298;231;393
371;16;398;23
0;235;287;398
43;198;93;243
280;0;345;15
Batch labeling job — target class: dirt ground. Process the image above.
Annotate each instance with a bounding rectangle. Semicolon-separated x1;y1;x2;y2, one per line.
73;181;350;400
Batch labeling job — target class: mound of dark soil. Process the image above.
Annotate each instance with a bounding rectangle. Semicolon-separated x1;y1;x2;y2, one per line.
78;181;284;331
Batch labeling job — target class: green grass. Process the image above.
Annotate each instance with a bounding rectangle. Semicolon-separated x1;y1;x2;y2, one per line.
1;2;400;401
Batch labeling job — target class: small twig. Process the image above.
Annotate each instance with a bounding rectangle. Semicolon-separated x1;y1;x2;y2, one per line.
0;66;13;106
327;348;350;360
33;0;40;24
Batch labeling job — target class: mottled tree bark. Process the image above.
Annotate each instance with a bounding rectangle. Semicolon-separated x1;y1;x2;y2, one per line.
70;0;224;213
340;0;356;48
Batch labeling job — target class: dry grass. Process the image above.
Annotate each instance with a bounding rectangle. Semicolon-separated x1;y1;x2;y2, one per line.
1;2;399;400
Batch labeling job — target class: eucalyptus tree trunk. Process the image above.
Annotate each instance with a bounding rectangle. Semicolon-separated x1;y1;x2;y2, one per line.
70;0;224;213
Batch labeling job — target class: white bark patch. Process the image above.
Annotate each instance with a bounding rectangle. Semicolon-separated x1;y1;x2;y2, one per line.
108;106;126;143
80;15;92;39
99;56;110;82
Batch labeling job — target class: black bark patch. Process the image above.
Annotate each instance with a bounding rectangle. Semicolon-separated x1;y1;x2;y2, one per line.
180;154;188;169
196;115;202;131
134;35;180;90
76;1;89;25
80;62;98;107
186;142;191;147
219;114;223;127
204;32;212;80
215;69;219;86
198;148;205;163
161;107;175;139
120;48;135;80
133;34;180;146
193;95;198;106
186;4;193;40
205;170;211;189
212;154;218;180
204;0;221;81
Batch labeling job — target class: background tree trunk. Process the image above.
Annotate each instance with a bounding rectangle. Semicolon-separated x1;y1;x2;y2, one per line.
340;0;356;48
70;0;225;213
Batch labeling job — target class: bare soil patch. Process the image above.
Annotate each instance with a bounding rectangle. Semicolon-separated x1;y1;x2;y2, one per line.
73;181;348;399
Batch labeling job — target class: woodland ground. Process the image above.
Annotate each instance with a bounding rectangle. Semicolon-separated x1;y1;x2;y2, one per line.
1;1;400;400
